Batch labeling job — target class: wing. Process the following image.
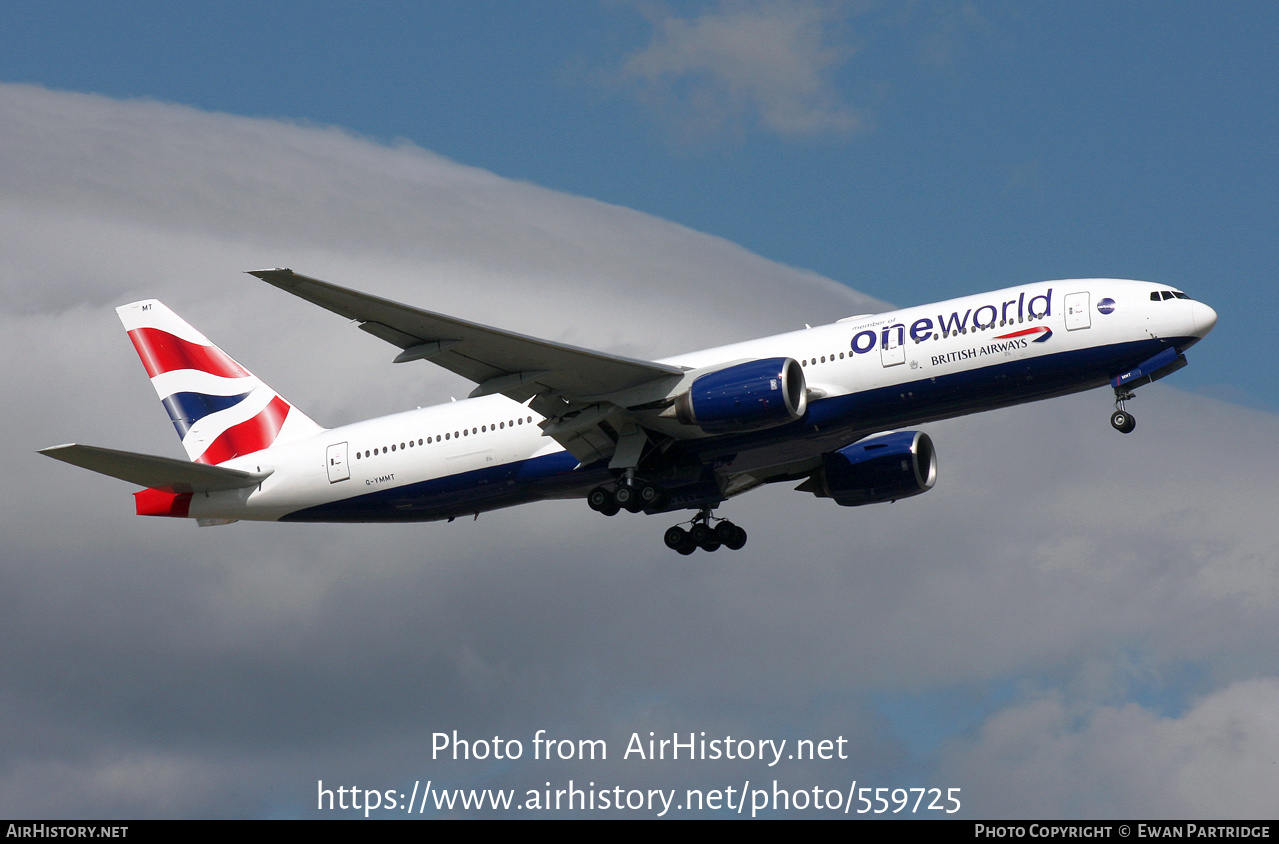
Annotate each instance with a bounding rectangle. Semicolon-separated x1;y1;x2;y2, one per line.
250;269;688;465
40;443;272;493
250;269;683;401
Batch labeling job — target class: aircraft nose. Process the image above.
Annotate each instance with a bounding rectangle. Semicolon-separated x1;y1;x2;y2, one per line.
1191;300;1218;337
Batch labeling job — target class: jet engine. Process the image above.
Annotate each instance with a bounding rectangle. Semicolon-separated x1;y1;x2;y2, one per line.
798;431;937;506
666;357;807;434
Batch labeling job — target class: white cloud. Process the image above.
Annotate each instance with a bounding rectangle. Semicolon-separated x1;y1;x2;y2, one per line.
1;83;1276;817
940;679;1279;818
619;1;860;141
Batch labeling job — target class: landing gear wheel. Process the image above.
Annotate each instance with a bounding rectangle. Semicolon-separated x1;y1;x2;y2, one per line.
1110;410;1136;434
714;521;747;551
638;482;664;510
665;526;697;555
692;519;722;551
1111;387;1137;434
612;483;646;514
587;486;613;512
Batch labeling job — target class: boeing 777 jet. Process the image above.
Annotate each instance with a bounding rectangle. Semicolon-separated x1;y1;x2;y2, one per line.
41;270;1217;553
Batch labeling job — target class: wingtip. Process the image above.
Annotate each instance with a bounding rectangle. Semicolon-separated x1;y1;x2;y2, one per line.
246;267;293;280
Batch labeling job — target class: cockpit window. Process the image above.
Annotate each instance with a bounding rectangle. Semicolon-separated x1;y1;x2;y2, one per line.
1161;291;1175;300
1152;290;1190;301
1173;291;1189;299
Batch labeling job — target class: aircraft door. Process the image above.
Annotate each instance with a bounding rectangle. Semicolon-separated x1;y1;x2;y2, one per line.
1065;292;1091;331
880;324;906;367
326;442;350;483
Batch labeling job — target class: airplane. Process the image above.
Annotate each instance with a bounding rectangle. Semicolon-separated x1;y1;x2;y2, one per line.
40;269;1217;554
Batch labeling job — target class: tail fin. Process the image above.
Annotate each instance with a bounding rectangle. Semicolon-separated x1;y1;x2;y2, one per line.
117;300;323;464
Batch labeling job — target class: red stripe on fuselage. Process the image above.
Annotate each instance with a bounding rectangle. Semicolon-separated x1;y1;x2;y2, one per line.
194;395;291;465
994;327;1049;339
127;328;250;379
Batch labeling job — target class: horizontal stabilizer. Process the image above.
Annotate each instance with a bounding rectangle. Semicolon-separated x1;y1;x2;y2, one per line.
39;444;272;493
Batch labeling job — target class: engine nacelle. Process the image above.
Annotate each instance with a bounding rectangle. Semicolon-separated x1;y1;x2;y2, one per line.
799;431;937;506
670;357;807;434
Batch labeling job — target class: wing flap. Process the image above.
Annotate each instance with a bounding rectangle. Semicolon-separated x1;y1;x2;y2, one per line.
359;320;433;349
39;444;271;493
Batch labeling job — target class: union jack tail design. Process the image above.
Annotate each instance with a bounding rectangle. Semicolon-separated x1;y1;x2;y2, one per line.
117;300;323;465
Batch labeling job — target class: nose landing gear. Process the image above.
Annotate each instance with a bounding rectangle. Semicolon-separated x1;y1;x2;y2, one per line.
1111;389;1137;434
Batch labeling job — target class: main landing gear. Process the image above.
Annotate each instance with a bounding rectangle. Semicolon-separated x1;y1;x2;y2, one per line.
1110;388;1137;434
663;509;747;555
588;481;748;553
587;479;666;516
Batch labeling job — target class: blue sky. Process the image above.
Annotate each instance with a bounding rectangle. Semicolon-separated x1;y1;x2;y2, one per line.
3;1;1271;406
3;2;1277;819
